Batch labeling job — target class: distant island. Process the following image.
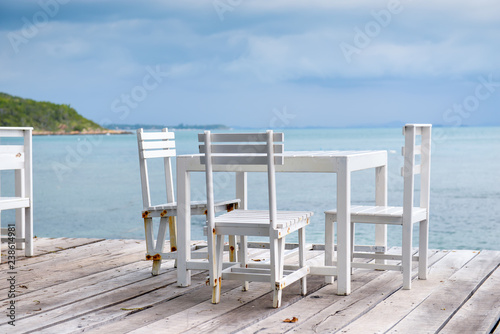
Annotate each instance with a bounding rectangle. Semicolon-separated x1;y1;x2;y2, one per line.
0;92;230;135
0;92;127;135
106;123;231;131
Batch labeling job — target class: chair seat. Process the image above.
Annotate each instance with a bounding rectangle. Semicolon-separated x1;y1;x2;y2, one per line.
214;209;313;237
0;197;30;211
325;205;427;225
144;199;240;217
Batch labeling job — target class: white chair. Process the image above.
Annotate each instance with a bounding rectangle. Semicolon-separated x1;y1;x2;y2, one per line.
325;124;431;290
137;128;240;275
200;130;312;308
0;127;33;258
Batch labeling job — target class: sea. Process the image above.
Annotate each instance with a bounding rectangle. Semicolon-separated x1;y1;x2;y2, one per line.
1;126;499;251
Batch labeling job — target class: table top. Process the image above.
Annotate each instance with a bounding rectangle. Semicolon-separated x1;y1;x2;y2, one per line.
177;150;387;173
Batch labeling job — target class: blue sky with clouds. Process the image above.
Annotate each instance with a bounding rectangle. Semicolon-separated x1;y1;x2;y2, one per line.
1;0;499;128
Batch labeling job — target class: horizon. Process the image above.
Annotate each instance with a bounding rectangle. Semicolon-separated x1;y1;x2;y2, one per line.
1;1;499;128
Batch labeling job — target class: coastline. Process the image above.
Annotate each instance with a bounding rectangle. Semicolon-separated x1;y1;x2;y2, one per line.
33;129;132;136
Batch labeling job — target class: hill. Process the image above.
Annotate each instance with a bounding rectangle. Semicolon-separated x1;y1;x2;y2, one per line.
0;92;113;134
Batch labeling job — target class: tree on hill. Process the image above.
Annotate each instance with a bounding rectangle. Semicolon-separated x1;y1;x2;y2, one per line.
0;92;104;133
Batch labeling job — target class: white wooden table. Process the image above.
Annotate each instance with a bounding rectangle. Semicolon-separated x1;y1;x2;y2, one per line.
176;150;387;295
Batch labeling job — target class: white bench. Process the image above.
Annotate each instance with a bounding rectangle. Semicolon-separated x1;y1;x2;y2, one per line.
0;127;33;258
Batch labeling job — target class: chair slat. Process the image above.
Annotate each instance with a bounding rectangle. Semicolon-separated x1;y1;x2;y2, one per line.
198;132;284;143
140;131;175;140
200;155;284;165
141;141;176;150
401;145;421;156
400;164;421;176
143;149;176;159
199;144;283;154
0;129;24;137
0;145;25;154
0;158;24;170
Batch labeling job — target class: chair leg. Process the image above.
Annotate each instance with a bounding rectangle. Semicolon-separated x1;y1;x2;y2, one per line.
271;237;285;308
402;223;413;290
144;218;158;275
150;217;169;276
25;206;33;257
168;216;177;252
238;235;249;291
208;228;220;304
212;234;224;304
299;227;307;296
229;235;237;262
418;219;429;280
168;216;178;268
324;214;335;284
15;207;25;250
351;221;355;275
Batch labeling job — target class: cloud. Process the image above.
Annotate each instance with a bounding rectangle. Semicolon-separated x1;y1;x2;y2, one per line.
0;0;499;127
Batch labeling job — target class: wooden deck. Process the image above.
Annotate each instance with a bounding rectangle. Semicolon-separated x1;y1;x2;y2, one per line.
1;237;499;333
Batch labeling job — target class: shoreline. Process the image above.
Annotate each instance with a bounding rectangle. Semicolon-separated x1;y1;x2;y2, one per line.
33;129;133;136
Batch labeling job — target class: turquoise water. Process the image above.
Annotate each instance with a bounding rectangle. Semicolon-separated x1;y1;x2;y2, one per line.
1;127;499;250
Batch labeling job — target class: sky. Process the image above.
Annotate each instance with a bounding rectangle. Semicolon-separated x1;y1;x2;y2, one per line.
0;0;499;128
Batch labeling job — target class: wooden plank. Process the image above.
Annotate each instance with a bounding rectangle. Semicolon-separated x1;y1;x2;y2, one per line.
140;140;175;150
198;132;284;143
140;131;174;140
274;249;445;334
388;250;500;333
199;155;284;166
238;248;439;334
0;240;496;334
0;144;25;153
142;149;176;159
436;255;500;334
180;275;328;334
5;259;160;318
30;247;269;334
199;144;284;154
0;129;25;137
0;159;24;170
0;238;139;273
0;240;146;296
0;263;180;332
336;250;479;333
78;277;270;334
183;248;398;333
0;237;104;265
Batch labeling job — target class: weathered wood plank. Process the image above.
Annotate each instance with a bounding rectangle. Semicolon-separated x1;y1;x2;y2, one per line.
281;249;446;333
49;248;272;334
122;249;324;334
1;259;159;317
188;247;419;334
439;255;500;334
236;249;409;334
336;250;479;333
388;250;500;333
1;238;134;274
1;239;498;334
0;265;177;332
0;237;103;264
0;240;146;297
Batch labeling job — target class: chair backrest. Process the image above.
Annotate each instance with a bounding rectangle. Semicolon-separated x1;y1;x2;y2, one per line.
0;127;33;202
137;128;176;209
401;124;432;218
199;131;284;231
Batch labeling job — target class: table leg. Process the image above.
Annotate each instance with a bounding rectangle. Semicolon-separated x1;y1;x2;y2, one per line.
375;164;388;264
177;164;191;287
336;157;351;295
